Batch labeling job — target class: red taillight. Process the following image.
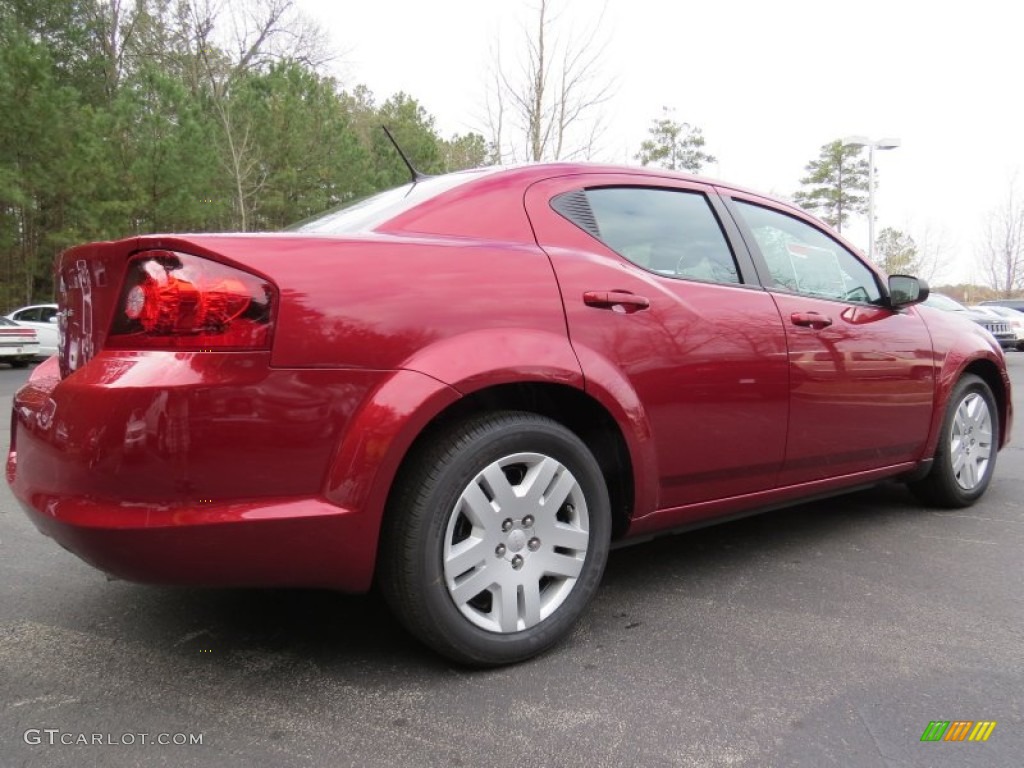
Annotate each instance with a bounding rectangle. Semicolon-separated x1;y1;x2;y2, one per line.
107;251;274;350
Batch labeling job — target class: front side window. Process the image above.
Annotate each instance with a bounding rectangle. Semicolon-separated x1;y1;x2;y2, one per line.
733;200;881;303
552;187;741;285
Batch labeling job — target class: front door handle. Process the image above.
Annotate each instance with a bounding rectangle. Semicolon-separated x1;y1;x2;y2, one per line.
790;311;833;329
583;291;650;313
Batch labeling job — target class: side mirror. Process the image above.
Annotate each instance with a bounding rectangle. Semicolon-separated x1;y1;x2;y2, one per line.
888;275;929;308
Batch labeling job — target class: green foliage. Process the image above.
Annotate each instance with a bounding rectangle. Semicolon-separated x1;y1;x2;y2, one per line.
440;133;489;173
110;63;228;232
0;0;490;309
371;92;444;186
874;227;921;276
0;14;99;307
237;62;374;230
792;140;869;233
635;108;715;173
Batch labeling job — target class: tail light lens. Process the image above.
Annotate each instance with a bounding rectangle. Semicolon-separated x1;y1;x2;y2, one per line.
107;250;274;350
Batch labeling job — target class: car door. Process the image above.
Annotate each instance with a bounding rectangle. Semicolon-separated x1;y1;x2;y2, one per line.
525;174;790;515
724;194;935;485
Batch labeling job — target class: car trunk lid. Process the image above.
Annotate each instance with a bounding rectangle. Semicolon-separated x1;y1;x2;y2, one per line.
57;239;139;377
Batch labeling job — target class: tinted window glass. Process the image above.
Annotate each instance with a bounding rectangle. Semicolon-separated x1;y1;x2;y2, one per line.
733;201;881;303
569;187;741;285
14;308;42;322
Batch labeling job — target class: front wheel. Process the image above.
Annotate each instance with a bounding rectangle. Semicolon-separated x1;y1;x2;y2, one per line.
379;411;611;666
910;374;999;508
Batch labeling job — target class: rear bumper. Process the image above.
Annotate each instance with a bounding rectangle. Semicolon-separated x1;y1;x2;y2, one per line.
5;352;413;591
12;493;374;590
0;344;39;360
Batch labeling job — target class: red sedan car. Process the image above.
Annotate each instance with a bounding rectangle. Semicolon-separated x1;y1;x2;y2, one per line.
7;163;1011;666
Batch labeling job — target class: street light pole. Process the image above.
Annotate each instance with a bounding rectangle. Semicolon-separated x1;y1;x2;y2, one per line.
842;136;900;263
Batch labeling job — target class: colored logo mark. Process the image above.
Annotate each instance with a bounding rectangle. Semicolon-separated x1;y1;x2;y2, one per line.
920;721;996;742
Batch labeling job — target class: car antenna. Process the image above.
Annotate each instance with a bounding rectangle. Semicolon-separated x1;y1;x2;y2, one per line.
381;125;431;185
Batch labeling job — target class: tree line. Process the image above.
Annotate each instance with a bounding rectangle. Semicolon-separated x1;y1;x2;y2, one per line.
0;0;487;310
3;0;1020;310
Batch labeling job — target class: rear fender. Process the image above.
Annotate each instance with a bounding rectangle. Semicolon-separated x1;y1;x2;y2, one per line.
323;330;582;561
400;328;583;392
405;329;657;520
323;329;657;581
322;369;461;589
568;341;659;519
404;329;659;523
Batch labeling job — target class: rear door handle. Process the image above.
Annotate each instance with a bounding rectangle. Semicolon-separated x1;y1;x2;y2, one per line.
583;291;650;313
790;311;833;329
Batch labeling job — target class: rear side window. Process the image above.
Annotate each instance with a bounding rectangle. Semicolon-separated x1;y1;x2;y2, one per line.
552;187;741;285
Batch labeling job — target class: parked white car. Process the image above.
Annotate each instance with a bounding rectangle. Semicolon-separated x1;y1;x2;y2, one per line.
0;317;39;367
4;303;59;357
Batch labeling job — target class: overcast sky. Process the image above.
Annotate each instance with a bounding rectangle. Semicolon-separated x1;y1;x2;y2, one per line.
297;0;1023;283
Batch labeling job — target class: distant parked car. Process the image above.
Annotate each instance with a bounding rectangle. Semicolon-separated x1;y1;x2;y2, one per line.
0;317;39;367
4;304;59;357
923;294;1016;350
972;305;1024;350
978;299;1024;313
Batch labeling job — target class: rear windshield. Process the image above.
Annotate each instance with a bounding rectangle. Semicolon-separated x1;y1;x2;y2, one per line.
288;170;490;234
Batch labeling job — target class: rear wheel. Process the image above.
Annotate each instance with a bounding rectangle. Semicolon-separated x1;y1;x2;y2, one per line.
9;360;29;369
379;411;611;666
910;374;998;508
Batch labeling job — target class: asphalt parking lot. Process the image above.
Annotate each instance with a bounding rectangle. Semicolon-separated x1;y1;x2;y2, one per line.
2;357;1022;768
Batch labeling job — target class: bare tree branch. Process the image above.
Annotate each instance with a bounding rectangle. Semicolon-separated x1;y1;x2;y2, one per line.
979;176;1024;297
183;0;330;230
485;0;613;162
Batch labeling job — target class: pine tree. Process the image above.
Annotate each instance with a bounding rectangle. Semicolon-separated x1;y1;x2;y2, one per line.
635;107;715;173
793;140;869;233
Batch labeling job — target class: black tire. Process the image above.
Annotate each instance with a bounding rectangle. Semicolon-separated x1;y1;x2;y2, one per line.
378;411;611;666
9;360;29;369
910;374;998;508
1016;341;1024;352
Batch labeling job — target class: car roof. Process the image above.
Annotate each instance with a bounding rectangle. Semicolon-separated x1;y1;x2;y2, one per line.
291;161;817;243
475;161;785;203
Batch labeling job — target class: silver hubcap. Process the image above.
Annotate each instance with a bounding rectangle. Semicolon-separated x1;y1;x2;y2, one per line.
950;392;993;491
442;452;590;633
